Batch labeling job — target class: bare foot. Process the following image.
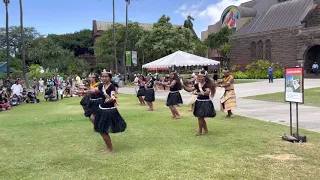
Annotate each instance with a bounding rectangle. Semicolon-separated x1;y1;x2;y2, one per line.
203;131;209;135
195;132;202;136
188;109;192;112
175;116;181;119
101;148;113;153
147;109;154;111
172;116;176;119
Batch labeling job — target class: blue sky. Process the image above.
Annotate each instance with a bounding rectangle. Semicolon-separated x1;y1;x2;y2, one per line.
0;0;248;36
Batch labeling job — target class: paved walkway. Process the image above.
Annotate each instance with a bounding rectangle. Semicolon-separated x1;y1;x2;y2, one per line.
119;79;320;133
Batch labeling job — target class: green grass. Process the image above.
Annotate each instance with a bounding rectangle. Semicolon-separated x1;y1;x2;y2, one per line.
246;87;320;107
1;95;320;179
234;79;263;84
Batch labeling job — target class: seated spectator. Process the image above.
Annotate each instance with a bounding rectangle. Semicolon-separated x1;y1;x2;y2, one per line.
44;85;57;101
11;80;23;101
0;87;11;111
10;94;20;106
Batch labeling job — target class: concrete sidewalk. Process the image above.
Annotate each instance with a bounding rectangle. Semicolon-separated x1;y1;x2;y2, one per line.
119;79;320;133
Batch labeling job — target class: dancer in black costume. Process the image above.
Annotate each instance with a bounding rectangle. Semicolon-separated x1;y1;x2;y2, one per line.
136;75;146;105
80;73;100;121
184;70;216;136
89;70;126;153
144;75;155;111
162;72;183;119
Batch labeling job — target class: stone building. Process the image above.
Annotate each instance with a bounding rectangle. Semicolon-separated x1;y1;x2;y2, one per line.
202;0;320;73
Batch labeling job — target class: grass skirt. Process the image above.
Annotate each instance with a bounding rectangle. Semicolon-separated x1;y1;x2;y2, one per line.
94;105;127;134
166;92;183;106
193;100;216;118
137;88;146;97
87;98;102;116
80;95;91;117
144;89;155;102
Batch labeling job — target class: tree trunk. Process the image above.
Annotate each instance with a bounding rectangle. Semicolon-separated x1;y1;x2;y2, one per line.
122;0;129;83
5;3;10;78
113;0;118;73
20;0;29;88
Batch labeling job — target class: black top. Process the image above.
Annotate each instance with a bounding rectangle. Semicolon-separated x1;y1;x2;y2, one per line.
194;83;210;100
169;80;179;91
138;81;145;89
45;88;53;96
146;80;154;89
98;83;116;108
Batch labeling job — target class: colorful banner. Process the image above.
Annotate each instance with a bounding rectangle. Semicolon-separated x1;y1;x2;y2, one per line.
132;51;137;66
285;67;304;103
126;51;131;67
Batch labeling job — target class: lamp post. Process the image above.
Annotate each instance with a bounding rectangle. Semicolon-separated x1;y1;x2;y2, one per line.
4;0;10;78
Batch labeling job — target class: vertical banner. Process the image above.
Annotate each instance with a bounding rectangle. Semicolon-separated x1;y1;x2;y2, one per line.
285;67;304;104
132;51;137;66
126;51;131;67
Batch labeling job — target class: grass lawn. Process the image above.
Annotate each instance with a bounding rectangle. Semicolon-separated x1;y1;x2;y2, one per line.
1;94;320;179
234;79;263;84
246;87;320;107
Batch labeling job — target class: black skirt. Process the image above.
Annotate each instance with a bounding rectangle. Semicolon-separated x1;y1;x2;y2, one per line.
193;99;216;118
137;88;146;97
166;91;183;106
87;98;102;116
144;88;155;102
80;95;91;117
94;105;127;134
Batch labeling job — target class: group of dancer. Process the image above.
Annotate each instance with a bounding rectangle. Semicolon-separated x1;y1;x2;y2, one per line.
80;68;236;152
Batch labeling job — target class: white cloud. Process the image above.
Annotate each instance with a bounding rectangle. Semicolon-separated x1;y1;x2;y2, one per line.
176;0;250;23
198;0;249;24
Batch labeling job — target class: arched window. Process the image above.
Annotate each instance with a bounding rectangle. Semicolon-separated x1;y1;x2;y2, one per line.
251;42;256;61
265;39;271;61
257;40;263;60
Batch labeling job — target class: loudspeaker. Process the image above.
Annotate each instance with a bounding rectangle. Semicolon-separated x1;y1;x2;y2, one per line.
293;133;307;143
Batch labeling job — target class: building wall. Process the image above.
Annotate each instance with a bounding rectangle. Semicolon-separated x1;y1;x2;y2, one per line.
230;28;299;70
306;5;320;27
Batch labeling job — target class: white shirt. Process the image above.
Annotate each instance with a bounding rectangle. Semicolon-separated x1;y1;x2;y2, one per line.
312;64;318;69
11;84;23;96
39;80;44;86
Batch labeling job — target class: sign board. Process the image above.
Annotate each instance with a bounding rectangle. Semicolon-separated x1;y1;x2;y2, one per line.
285;67;304;104
126;51;131;67
132;51;137;66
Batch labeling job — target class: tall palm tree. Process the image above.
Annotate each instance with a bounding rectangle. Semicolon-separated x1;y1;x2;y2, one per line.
123;0;130;82
113;0;117;73
183;15;194;29
20;0;29;88
4;0;10;78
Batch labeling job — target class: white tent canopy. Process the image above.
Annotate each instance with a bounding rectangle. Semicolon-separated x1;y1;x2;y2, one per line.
142;51;220;69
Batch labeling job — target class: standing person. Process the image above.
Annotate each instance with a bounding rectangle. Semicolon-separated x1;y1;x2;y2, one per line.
163;72;183;119
218;69;236;118
33;78;39;96
144;75;155;111
183;70;216;136
213;69;218;82
136;75;146;106
54;75;61;100
312;62;318;75
39;78;45;93
76;74;81;87
268;66;274;83
162;74;168;91
89;70;127;153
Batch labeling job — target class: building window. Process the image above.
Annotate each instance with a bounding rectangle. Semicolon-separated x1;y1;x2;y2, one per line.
265;39;271;61
251;42;256;61
257;40;263;60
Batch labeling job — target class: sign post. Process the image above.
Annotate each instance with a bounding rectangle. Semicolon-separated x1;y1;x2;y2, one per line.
126;51;131;67
282;67;306;143
132;51;137;66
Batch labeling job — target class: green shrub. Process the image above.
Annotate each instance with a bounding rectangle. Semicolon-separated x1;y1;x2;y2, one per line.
244;60;283;79
11;71;24;80
233;71;248;79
